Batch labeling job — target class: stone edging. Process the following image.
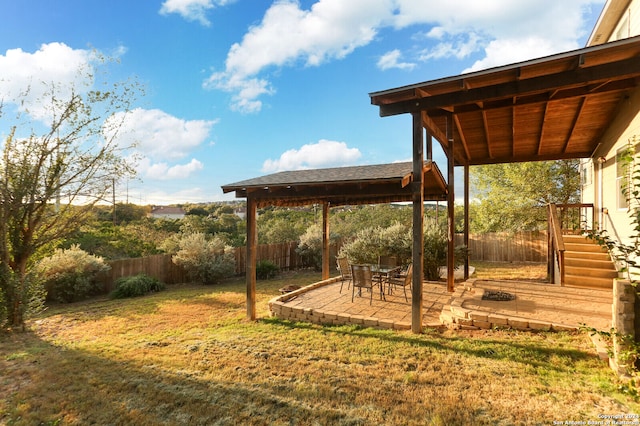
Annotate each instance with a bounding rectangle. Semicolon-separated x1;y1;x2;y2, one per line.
268;277;411;331
439;278;578;332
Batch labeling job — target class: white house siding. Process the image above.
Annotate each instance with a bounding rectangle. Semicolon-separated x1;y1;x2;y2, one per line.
582;0;640;248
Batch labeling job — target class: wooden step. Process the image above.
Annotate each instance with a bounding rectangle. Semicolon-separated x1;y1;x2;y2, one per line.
564;265;618;279
563;234;596;242
564;257;616;270
564;274;614;289
564;250;611;261
564;242;608;253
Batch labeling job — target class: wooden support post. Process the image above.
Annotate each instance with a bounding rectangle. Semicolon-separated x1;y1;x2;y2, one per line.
412;112;424;334
246;197;257;320
463;163;470;280
447;117;455;292
322;202;330;281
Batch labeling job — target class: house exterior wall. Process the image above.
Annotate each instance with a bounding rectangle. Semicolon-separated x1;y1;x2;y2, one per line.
582;0;640;247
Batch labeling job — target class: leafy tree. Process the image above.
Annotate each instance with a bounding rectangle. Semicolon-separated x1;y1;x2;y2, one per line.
185;206;209;216
179;215;218;235
94;203;149;225
0;58;138;327
257;207;314;244
470;160;580;233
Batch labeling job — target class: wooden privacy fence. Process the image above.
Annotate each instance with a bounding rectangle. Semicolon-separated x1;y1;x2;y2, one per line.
98;232;547;290
98;254;188;293
455;231;548;263
232;241;302;275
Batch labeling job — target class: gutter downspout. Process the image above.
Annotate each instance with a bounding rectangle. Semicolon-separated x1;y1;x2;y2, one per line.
597;156;607;231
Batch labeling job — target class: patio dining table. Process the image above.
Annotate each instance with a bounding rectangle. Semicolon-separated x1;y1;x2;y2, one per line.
370;264;402;295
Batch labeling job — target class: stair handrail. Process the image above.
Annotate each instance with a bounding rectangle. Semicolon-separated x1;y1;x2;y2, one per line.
548;203;565;285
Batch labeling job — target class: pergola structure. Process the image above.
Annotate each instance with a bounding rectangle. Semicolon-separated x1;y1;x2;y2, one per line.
369;35;640;332
222;161;448;322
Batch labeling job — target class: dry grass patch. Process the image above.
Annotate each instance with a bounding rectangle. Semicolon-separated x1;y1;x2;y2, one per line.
472;261;547;281
1;265;638;425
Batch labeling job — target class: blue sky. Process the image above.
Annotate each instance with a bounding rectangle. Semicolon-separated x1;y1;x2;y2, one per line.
0;0;605;205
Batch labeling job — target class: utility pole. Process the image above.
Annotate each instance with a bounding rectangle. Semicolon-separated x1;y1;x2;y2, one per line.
112;178;116;226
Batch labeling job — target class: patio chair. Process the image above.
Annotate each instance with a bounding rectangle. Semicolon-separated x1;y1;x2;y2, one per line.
386;263;412;302
351;264;378;305
377;255;397;268
336;257;352;293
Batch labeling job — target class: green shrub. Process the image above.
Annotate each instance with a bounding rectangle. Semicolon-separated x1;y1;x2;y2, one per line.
256;260;279;280
110;274;165;299
296;224;323;271
423;220;468;281
338;220;466;281
37;245;111;303
338;222;412;265
172;233;235;285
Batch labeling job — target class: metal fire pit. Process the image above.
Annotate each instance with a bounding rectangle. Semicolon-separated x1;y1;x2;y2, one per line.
482;290;516;301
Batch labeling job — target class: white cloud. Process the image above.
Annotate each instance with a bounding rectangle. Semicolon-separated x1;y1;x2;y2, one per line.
208;0;603;112
463;36;569;73
418;32;482;61
159;0;234;26
377;49;415;70
138;157;204;180
402;0;600;69
204;0;392;113
0;42;94;123
105;108;216;180
262;139;362;172
107;108;216;161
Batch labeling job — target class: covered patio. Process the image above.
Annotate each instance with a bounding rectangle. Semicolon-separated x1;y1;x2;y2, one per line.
224;35;640;334
221;161;448;325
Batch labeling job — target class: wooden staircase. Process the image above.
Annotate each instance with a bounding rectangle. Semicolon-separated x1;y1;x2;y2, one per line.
562;234;617;289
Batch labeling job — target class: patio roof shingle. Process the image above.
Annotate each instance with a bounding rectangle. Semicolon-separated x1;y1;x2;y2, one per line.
222;161;447;207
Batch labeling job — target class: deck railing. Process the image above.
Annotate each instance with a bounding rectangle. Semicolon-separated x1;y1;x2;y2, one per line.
547;203;594;285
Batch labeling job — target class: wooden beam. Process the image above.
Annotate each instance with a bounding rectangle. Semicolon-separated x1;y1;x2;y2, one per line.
482;109;493;159
537;101;551;156
511;103;516;158
422;111;448;145
412;112;424;334
322;202;330;281
377;57;640;117
562;97;587;154
453;113;471;163
246;197;257;320
464;164;470;280
446;117;455;293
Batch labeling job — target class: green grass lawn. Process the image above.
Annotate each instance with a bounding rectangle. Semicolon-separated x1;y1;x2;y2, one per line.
1;264;638;425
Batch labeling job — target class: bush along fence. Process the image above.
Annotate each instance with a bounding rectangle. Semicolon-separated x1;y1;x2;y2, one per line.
98;254;188;293
98;231;548;289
